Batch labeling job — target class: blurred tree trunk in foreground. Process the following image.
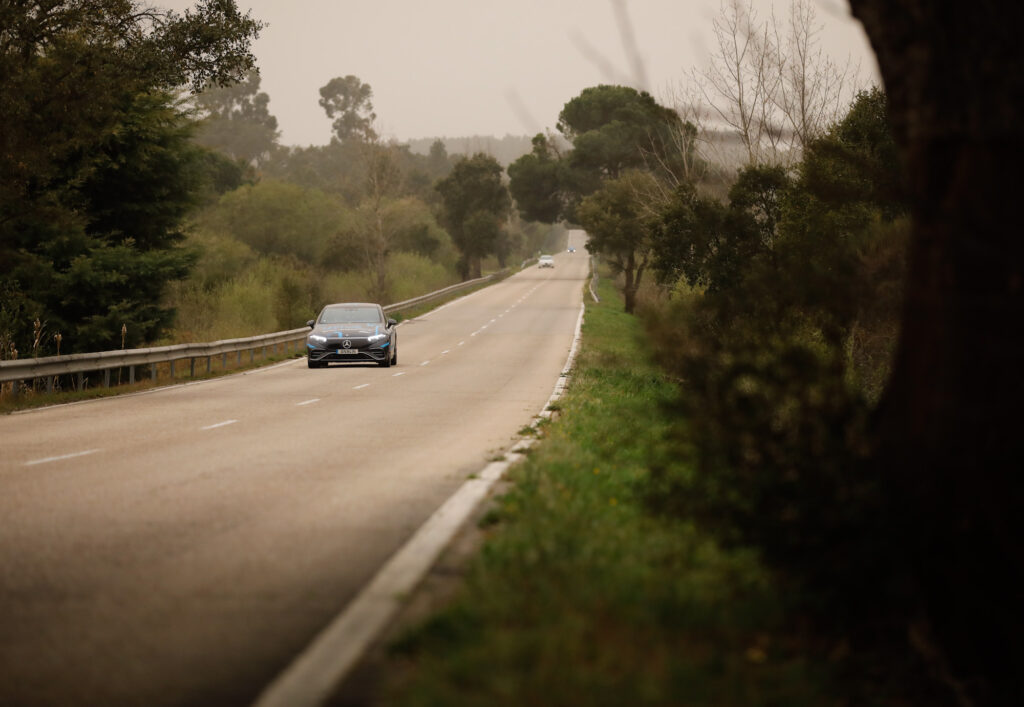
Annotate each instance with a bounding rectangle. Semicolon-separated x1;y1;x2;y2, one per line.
849;1;1024;701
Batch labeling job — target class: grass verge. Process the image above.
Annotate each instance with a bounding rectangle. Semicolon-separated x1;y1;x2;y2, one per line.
377;275;832;706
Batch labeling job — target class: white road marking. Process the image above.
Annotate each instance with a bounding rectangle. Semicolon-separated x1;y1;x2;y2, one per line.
253;304;589;707
392;372;406;377
201;420;238;431
419;360;430;366
353;384;370;390
458;341;465;346
24;448;101;467
441;350;450;355
296;399;320;407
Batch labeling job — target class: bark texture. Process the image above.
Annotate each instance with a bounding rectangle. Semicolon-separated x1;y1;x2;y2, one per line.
849;2;1024;701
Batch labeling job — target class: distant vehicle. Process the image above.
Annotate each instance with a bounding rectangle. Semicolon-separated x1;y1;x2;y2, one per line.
567;246;576;253
305;302;397;368
538;255;555;268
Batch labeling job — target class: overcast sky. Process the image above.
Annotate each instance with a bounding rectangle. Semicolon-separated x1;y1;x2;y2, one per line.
162;0;878;147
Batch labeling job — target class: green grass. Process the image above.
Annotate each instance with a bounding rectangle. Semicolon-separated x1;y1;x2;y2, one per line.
380;275;831;706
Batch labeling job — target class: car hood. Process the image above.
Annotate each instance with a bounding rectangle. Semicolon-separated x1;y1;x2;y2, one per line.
309;324;384;338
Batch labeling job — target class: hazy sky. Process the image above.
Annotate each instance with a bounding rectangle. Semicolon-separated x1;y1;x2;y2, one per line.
162;0;878;147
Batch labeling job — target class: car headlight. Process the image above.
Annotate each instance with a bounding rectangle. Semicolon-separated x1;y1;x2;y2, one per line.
308;334;327;344
367;333;387;344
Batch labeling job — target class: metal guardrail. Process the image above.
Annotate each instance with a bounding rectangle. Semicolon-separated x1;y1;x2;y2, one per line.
0;270;508;395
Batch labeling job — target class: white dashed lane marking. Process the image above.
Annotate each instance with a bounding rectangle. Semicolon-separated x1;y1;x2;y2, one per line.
201;420;238;431
296;399;320;406
24;449;101;467
353;384;370;390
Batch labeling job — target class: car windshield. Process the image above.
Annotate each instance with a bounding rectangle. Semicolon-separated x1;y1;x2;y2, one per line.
319;306;382;325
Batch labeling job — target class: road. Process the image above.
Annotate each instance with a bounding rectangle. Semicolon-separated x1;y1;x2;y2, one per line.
0;234;589;706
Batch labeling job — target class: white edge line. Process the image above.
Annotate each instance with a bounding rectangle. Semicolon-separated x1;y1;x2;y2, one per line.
252;302;587;707
296;399;320;406
392;372;406;377
353;384;370;390
200;419;238;431
24;448;102;467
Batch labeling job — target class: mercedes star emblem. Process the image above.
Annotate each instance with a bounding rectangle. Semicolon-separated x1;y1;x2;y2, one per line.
342;339;352;348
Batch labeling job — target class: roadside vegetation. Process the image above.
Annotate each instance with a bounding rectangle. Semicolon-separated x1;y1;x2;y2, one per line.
381;275;832;706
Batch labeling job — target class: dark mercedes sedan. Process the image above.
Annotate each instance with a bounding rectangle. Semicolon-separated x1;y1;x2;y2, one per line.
305;302;398;368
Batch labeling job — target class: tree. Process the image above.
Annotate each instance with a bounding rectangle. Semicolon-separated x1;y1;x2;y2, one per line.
507;134;565;223
354;141;404;300
847;2;1024;700
435;154;511;279
0;0;262;354
695;0;857;165
193;69;279;167
575;171;658;313
559;85;685;204
318;75;377;144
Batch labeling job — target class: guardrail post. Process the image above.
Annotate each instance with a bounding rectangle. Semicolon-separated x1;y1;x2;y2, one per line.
129;366;135;384
250;348;254;364
205;356;211;374
189;358;195;378
150;363;156;381
169;360;175;379
103;369;110;387
46;376;53;394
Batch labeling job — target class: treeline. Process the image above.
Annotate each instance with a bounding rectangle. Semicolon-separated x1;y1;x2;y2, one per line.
500;0;1020;701
176;71;556;342
0;3;556;357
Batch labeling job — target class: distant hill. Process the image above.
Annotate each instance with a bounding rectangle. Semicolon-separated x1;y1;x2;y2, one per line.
405;134;568;168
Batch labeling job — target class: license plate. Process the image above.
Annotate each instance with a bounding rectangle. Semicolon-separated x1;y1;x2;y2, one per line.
336;349;359;355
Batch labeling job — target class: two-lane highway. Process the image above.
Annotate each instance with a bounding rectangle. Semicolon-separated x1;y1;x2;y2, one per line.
0;234;589;706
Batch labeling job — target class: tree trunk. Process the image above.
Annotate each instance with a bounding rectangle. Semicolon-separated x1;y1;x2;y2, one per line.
618;251;634;314
849;2;1024;699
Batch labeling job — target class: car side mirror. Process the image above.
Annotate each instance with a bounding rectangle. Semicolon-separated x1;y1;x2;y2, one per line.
306;319;315;328
387;318;398;327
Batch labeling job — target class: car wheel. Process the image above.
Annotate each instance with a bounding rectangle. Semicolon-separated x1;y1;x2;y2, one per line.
378;350;392;368
307;358;324;369
392;346;398;366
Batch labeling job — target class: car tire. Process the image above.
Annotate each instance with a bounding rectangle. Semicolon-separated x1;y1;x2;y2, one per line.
378;350;391;368
392;346;398;366
307;358;324;369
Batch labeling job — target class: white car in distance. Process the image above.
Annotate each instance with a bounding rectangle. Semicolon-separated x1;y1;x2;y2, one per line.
538;255;555;268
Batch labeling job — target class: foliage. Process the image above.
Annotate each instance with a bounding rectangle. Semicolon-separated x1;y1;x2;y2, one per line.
575;171;658;314
384;275;831;706
435;153;512;279
0;0;262;355
507;134;565;223
507;85;693;225
319;75;377;144
199;180;346;265
193;69;280;167
643;88;911;662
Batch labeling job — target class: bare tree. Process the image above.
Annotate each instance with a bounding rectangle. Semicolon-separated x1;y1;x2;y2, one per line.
772;0;858;152
696;0;777;164
694;0;860;166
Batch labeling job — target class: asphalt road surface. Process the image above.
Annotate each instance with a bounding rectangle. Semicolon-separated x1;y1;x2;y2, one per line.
0;234;589;706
